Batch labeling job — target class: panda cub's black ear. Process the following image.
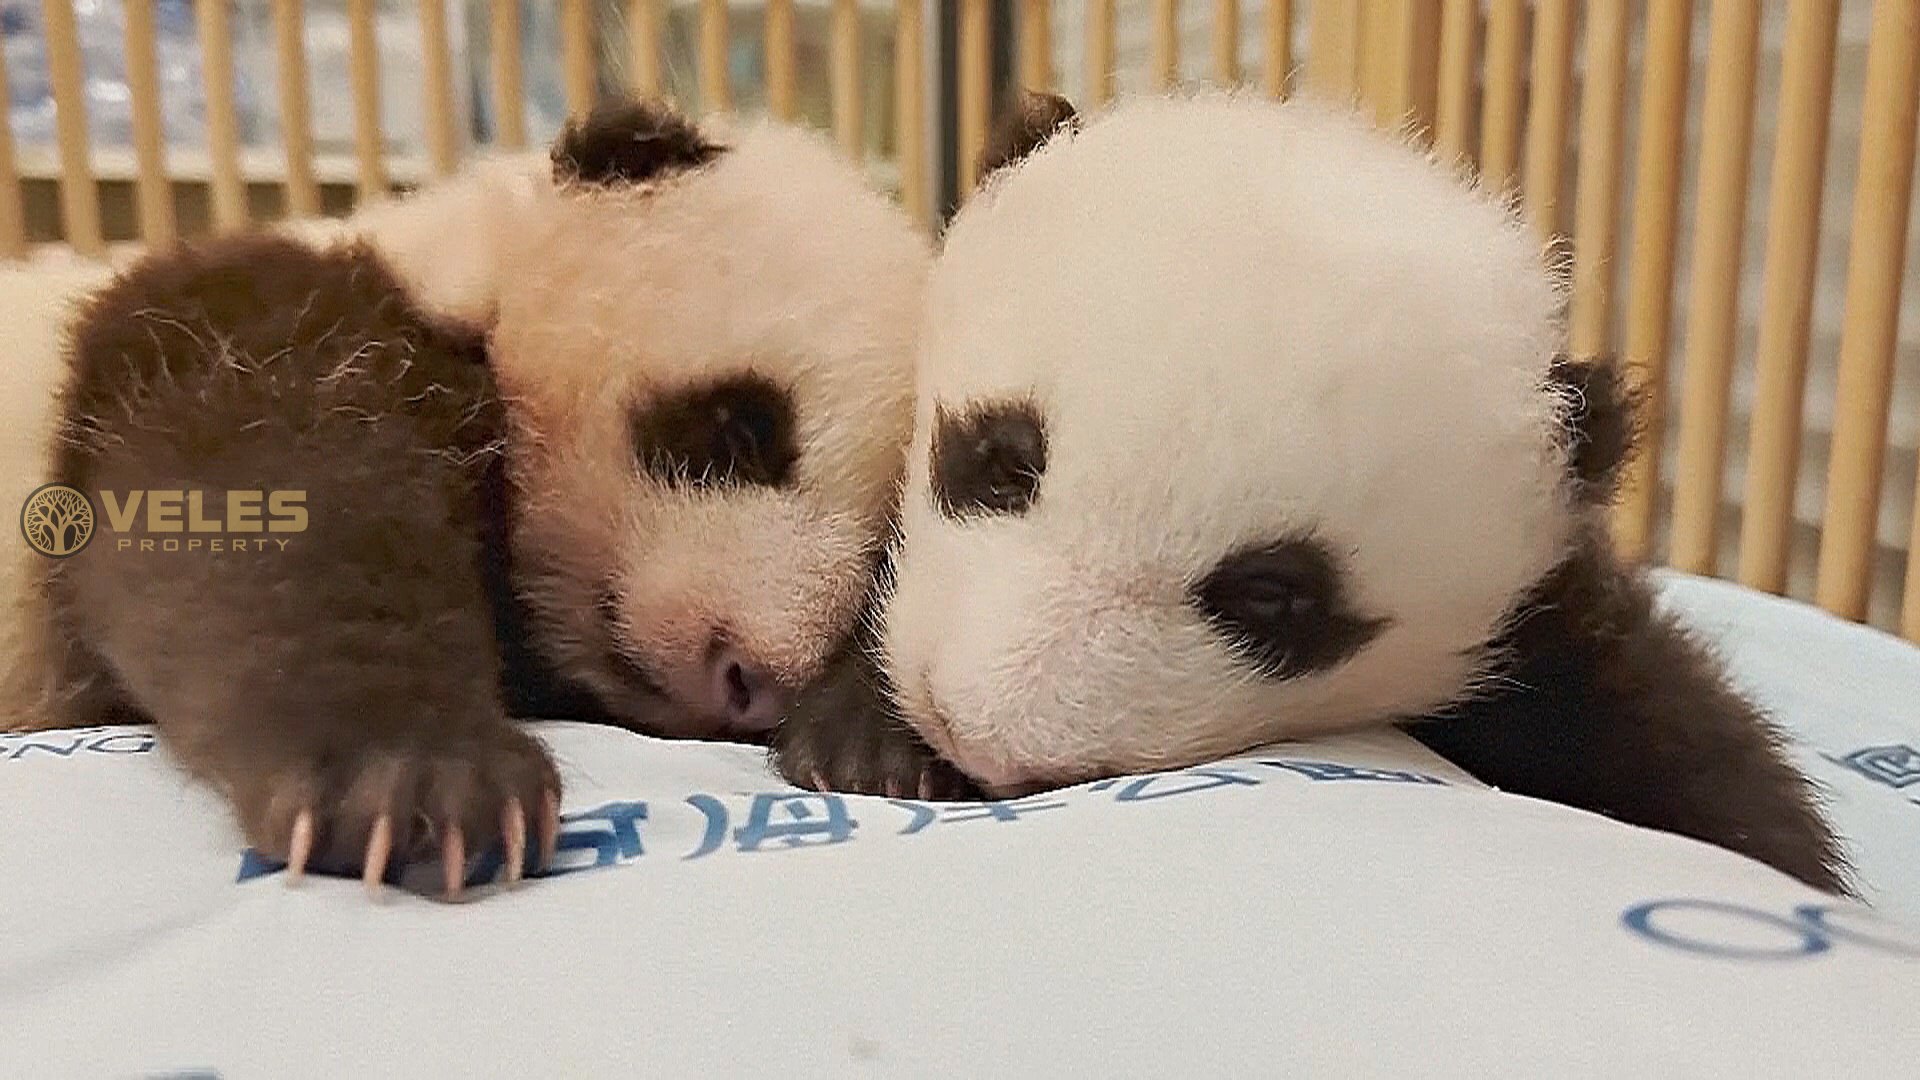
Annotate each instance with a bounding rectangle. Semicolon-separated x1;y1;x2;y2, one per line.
977;91;1079;185
551;97;725;188
1548;353;1642;505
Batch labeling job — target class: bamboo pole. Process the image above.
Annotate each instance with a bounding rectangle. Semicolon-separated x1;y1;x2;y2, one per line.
1154;0;1180;90
959;0;992;193
700;0;730;112
1520;0;1575;237
123;0;175;244
420;0;459;175
562;0;597;116
1815;0;1920;622
272;0;321;215
1568;0;1629;357
1433;0;1475;159
895;0;928;225
765;0;796;118
1020;0;1053;91
347;0;387;203
1737;0;1842;595
1307;0;1360;99
1477;0;1526;191
1612;0;1696;559
0;32;23;258
1215;0;1240;85
1086;0;1116;105
1667;0;1762;576
1263;0;1292;99
832;0;863;157
492;0;528;147
40;0;102;254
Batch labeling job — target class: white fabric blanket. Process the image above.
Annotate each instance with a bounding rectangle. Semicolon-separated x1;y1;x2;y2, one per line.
2;570;1916;1078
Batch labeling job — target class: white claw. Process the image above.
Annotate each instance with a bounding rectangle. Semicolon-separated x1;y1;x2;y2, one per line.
442;825;466;900
538;789;560;870
363;814;394;899
286;809;315;885
502;798;527;886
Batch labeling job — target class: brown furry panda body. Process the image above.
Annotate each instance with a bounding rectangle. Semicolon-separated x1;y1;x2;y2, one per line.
8;97;929;895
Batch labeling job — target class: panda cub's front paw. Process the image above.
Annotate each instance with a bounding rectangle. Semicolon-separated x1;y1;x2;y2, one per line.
227;720;562;900
771;642;980;801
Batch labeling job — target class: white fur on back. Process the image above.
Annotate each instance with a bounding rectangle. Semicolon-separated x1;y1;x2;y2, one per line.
884;92;1576;791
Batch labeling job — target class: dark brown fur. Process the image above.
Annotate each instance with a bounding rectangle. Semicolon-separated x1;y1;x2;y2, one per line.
929;399;1048;519
630;372;800;490
38;232;557;874
551;98;725;189
977;91;1080;180
1406;355;1848;894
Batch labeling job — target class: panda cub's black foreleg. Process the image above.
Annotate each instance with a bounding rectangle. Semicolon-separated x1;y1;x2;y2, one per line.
773;625;980;801
44;234;560;895
1405;537;1850;895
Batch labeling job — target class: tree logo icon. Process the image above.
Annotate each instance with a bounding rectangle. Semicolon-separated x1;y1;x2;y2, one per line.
21;483;96;558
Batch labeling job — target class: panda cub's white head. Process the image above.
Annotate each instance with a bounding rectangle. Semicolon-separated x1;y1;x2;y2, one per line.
882;91;1587;793
490;101;928;740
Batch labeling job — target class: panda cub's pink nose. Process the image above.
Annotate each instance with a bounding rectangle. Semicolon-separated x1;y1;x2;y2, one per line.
710;646;788;732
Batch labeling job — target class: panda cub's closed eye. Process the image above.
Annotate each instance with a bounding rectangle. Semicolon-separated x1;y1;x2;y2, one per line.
930;400;1047;519
1192;538;1391;680
632;373;798;489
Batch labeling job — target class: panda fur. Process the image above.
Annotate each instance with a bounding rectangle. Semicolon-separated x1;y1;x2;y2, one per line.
776;90;1847;895
1;98;928;893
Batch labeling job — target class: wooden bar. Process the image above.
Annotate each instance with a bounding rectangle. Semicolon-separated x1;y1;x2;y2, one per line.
1371;0;1424;129
421;0;459;176
0;28;23;258
40;0;102;254
1214;0;1240;85
895;0;929;225
347;0;387;203
832;0;863;156
1433;0;1476;160
272;0;322;215
1908;508;1920;640
959;0;991;192
1306;0;1360;98
123;0;176;245
1567;0;1629;358
1815;0;1920;622
1262;0;1292;99
765;0;796;118
1477;0;1526;191
1737;0;1842;595
628;0;662;99
1153;0;1180;90
562;0;597;116
1085;0;1115;105
491;0;528;147
1612;0;1696;558
1520;0;1574;237
1019;0;1053;91
197;0;248;230
1667;1;1762;576
700;0;730;112
1360;0;1390;113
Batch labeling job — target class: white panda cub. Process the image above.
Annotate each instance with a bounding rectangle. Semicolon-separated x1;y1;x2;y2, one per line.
4;98;926;896
775;91;1847;895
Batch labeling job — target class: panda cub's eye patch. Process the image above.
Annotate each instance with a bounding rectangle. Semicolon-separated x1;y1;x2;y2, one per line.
631;374;798;490
929;400;1047;519
1191;537;1391;681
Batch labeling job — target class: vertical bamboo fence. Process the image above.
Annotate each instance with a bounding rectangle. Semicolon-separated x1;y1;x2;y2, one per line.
1;1;1916;640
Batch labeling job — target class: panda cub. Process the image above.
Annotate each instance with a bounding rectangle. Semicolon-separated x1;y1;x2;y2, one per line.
775;91;1848;895
5;98;927;895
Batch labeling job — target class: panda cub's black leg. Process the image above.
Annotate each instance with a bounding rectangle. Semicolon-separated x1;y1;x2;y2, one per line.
45;234;561;896
772;630;979;801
